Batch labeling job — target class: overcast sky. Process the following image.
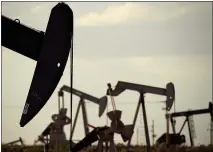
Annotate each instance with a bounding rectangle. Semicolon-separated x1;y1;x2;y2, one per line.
1;2;212;146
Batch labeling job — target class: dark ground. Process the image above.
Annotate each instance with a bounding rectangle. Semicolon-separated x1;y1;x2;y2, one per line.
1;144;212;152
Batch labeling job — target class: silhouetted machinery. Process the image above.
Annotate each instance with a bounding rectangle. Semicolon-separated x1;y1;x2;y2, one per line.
34;125;51;144
106;81;175;152
2;137;25;152
34;124;52;152
1;2;73;127
50;108;71;146
58;85;108;142
71;125;110;152
156;102;212;147
169;102;212;147
70;83;134;152
34;108;71;152
71;122;132;152
4;137;24;146
156;133;186;146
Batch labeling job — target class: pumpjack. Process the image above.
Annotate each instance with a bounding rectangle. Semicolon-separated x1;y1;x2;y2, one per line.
34;108;71;152
169;101;213;147
58;85;108;141
106;81;175;152
1;2;73;127
2;137;25;152
4;137;24;146
70;83;134;152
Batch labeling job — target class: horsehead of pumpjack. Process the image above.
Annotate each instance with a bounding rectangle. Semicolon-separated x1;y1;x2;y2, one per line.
1;2;73;127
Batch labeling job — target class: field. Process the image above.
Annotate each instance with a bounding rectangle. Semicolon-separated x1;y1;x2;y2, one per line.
1;144;212;152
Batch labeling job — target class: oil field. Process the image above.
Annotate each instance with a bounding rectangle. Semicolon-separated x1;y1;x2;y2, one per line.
1;1;212;152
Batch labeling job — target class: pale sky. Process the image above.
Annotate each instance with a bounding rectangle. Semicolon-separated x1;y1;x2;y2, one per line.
1;2;212;146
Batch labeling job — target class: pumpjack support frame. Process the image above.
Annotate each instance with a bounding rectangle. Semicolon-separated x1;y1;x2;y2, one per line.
106;81;175;152
35;123;52;152
59;85;108;141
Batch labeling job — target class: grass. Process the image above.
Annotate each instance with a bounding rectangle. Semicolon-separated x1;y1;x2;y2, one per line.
1;144;212;152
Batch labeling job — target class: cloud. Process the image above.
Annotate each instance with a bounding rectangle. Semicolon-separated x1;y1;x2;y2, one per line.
2;2;56;31
74;2;212;59
30;5;45;14
76;2;202;27
76;3;144;27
